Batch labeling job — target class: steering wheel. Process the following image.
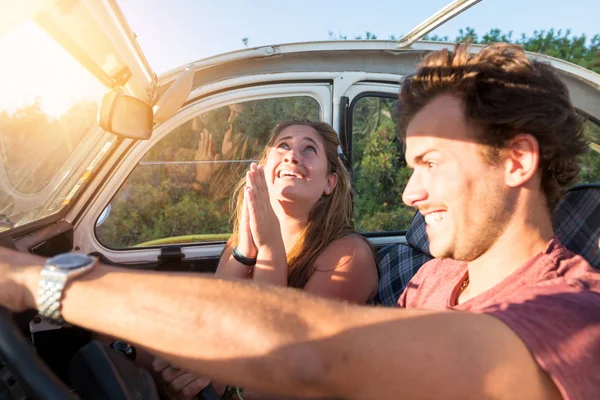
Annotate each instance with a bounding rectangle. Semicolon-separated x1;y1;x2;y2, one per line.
0;307;75;399
0;307;222;400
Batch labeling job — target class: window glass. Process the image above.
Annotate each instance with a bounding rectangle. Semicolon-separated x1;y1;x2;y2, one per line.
351;95;413;233
0;20;111;232
580;119;600;184
96;96;320;249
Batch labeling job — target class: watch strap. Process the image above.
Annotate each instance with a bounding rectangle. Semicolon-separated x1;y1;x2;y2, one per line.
37;270;67;323
37;254;97;323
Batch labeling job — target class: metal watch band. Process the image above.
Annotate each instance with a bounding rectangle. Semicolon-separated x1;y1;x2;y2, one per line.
37;270;67;323
36;253;97;323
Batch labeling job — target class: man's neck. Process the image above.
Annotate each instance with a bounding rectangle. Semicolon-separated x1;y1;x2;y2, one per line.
458;205;554;303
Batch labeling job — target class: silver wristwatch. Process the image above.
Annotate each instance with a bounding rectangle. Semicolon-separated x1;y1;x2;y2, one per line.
37;253;97;322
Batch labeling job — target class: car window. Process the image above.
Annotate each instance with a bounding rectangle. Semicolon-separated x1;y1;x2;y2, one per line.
95;96;320;249
0;20;113;232
580;119;600;184
351;95;414;233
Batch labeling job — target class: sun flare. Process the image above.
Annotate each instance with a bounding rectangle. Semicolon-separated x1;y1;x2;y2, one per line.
0;19;105;119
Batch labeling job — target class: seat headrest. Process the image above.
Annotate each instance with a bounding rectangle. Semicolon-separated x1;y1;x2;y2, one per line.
552;184;600;268
405;211;430;256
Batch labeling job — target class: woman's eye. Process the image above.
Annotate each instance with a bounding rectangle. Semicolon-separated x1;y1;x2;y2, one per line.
305;145;317;153
427;161;437;169
277;143;290;150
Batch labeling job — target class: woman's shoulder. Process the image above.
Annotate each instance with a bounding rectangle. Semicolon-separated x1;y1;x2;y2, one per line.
328;233;371;249
314;233;376;270
306;233;379;303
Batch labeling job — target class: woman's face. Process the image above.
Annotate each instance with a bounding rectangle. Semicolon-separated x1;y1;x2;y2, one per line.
263;125;337;206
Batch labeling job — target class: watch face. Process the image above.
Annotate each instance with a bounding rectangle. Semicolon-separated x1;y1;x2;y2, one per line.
46;253;94;271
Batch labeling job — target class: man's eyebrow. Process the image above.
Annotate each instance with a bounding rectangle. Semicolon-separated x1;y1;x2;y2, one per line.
405;151;430;167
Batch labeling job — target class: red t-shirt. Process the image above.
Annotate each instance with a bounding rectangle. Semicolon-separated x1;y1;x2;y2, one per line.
398;238;600;400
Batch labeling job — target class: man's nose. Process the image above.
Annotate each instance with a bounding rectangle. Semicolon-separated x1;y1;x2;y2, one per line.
402;172;428;207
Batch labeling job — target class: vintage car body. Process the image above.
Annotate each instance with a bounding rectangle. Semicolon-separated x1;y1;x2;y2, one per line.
0;0;598;398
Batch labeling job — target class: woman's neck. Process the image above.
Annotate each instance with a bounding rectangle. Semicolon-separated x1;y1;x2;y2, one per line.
273;200;309;253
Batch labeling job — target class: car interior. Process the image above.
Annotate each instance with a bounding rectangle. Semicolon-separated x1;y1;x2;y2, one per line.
0;1;599;399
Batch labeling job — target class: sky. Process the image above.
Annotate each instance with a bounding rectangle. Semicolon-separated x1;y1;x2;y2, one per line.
118;0;600;74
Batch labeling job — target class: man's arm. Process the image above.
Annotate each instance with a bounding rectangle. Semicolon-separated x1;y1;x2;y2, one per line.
6;248;559;400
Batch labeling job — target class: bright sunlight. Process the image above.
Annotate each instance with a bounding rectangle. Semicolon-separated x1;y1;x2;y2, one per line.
0;19;104;118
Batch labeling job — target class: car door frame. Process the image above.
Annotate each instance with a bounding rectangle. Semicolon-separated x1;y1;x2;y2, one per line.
340;82;410;250
71;81;332;265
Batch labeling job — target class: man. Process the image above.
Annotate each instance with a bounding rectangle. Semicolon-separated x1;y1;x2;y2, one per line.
0;43;598;400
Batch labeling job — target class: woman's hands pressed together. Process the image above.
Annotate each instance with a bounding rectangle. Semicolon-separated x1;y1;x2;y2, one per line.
244;163;288;286
245;163;283;250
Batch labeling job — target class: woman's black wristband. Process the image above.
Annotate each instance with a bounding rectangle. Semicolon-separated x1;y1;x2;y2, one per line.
232;246;257;266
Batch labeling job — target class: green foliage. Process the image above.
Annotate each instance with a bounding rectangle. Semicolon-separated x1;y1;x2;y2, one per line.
0;100;96;195
352;96;414;232
95;171;231;248
423;27;600;73
96;97;320;248
328;31;377;40
580;121;600;184
0;100;97;230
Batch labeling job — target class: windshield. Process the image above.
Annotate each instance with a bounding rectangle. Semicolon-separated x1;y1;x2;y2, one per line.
0;20;116;232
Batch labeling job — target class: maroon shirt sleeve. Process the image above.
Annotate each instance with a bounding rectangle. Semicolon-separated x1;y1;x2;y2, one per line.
481;280;600;400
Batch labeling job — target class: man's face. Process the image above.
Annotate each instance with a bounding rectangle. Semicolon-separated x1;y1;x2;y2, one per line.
402;94;514;261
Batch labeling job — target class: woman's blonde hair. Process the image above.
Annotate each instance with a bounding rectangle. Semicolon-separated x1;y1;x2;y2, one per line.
228;119;363;288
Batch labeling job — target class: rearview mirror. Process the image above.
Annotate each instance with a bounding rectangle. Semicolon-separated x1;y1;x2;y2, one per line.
98;92;153;140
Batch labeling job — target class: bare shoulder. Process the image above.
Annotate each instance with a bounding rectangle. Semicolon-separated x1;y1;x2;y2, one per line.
314;235;375;270
305;234;378;303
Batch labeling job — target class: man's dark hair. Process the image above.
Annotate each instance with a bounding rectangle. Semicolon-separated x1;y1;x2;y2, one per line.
398;43;589;210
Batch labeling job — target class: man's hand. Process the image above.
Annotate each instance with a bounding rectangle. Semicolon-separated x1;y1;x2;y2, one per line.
152;358;211;400
0;247;39;312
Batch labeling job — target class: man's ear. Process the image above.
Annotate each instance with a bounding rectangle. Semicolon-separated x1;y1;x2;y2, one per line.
325;173;338;195
504;134;540;188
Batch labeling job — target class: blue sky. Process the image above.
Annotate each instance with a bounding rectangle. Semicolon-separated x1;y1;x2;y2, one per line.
120;0;599;74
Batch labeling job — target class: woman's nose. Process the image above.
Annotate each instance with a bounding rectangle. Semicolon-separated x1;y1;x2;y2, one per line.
283;150;300;164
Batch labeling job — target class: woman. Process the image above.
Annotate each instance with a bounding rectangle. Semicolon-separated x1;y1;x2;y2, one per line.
154;119;379;399
217;119;378;300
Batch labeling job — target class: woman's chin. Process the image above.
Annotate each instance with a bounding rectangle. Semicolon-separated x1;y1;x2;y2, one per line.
278;188;319;206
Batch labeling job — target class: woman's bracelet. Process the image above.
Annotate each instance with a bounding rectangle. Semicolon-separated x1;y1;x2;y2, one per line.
232;246;257;266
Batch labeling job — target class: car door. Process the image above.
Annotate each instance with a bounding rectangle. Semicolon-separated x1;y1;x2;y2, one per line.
0;0;156;239
71;82;332;271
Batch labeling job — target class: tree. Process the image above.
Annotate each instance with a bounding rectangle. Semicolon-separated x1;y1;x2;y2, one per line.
423;27;600;73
